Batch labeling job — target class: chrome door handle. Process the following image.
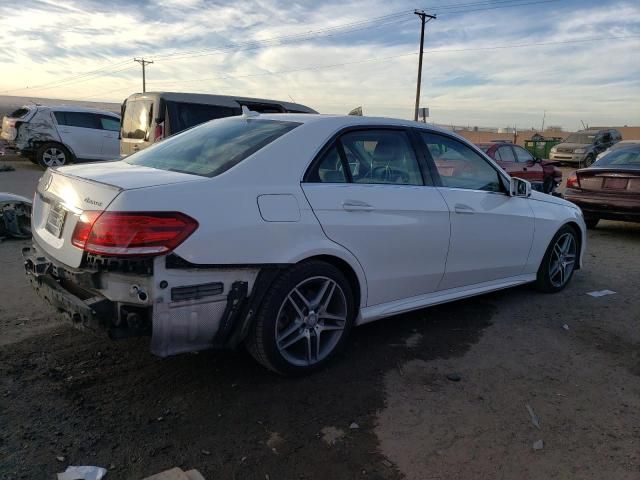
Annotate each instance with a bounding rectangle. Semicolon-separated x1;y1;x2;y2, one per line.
342;200;373;211
454;203;475;214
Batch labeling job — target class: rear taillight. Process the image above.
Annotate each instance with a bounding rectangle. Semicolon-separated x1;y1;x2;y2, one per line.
153;122;164;143
72;211;198;256
566;172;580;189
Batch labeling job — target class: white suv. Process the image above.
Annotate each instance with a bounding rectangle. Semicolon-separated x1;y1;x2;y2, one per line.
1;105;120;168
23;111;586;375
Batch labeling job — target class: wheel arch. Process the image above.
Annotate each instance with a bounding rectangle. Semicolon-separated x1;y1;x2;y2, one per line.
300;254;364;311
35;140;76;161
561;220;584;270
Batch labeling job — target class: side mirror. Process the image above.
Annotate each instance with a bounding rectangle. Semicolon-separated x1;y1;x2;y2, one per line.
509;177;532;197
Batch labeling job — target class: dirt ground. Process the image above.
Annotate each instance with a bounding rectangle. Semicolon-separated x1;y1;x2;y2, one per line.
0;158;638;479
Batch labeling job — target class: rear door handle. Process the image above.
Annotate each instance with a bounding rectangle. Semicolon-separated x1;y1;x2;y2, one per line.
454;203;475;214
342;200;373;211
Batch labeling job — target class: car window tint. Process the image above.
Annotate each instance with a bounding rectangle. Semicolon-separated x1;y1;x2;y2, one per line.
100;116;120;132
55;111;99;129
308;144;347;183
338;130;423;186
499;146;516;162
122;100;153;140
126;117;300;177
420;132;502;192
513;146;533;163
166;101;239;133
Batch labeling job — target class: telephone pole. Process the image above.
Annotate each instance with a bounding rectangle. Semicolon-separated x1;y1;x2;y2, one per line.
413;10;436;122
134;58;154;93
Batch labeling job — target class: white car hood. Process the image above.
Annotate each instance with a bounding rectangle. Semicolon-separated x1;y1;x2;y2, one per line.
57;160;208;190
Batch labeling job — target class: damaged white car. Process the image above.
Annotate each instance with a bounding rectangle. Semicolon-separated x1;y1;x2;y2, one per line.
24;111;586;375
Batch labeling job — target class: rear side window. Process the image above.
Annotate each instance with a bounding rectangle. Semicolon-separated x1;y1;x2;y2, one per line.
122;100;153;140
125;117;300;177
166;101;238;133
513;146;533;163
499;146;516;162
54;111;99;129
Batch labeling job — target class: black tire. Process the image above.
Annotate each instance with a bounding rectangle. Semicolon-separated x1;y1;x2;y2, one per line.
583;154;595;168
534;225;579;293
543;176;554;194
584;217;599;229
36;143;72;169
245;260;356;376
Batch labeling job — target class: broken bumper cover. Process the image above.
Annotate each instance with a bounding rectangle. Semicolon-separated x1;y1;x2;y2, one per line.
23;247;116;334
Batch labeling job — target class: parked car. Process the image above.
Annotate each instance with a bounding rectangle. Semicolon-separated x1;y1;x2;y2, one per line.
549;128;622;167
1;105;120;168
23;112;586;375
477;141;562;193
120;92;317;156
596;139;640;161
564;143;640;229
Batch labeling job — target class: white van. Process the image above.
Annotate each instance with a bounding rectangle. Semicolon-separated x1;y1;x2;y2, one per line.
120;92;317;156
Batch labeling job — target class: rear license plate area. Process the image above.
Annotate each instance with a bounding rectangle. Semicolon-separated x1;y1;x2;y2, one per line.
603;178;628;190
45;203;67;238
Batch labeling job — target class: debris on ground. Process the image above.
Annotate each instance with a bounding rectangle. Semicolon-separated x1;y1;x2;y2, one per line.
0;192;32;239
533;439;544;450
562;324;570;331
349;422;360;429
526;404;541;429
57;465;107;480
320;426;345;445
586;290;616;297
446;373;462;382
142;467;205;480
266;432;284;454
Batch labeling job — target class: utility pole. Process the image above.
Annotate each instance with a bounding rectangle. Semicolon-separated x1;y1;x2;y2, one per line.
414;10;436;122
134;58;154;93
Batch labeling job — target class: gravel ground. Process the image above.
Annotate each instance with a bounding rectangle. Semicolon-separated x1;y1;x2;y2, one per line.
0;159;638;479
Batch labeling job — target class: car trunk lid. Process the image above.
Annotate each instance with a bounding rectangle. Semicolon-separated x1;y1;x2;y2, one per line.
577;169;640;194
32;163;206;268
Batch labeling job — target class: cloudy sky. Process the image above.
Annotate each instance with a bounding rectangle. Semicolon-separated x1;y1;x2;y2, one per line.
0;0;638;130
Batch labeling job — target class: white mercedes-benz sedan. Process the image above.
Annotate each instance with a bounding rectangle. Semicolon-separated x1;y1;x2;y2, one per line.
24;111;586;375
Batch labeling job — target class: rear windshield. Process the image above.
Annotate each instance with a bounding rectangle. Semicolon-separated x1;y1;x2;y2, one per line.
166;101;239;134
594;146;640;168
125;117;300;177
9;107;31;118
122;99;153;140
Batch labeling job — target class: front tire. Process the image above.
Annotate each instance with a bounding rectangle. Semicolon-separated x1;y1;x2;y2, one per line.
535;225;579;293
246;260;355;376
582;154;595;168
584;217;599;229
36;143;72;169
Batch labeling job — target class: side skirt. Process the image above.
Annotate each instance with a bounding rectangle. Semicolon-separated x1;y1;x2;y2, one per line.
358;273;536;325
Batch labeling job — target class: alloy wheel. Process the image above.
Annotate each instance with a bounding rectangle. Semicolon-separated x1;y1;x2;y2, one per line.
275;276;348;367
548;232;576;288
42;147;66;167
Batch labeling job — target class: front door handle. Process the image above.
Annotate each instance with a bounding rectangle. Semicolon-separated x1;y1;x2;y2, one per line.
342;200;373;211
454;203;475;214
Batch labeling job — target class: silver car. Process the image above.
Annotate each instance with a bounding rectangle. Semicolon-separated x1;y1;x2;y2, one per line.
549;128;622;167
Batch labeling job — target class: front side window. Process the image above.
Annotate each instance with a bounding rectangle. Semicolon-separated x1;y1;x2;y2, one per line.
126;117;300;177
339;130;423;185
513;146;534;163
99;116;120;132
420;132;503;192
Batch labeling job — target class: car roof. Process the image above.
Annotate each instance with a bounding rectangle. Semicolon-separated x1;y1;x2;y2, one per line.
254;113;464;136
126;91;317;113
34;105;120;116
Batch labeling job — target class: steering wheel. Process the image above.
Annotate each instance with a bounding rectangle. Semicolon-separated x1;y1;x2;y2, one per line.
371;165;411;184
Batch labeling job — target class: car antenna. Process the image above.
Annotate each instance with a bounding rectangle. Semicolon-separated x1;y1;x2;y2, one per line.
241;105;259;119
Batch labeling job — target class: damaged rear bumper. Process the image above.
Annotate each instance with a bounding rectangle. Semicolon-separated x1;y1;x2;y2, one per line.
23;245;277;357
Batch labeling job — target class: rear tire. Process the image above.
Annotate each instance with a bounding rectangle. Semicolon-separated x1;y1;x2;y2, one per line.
36;143;72;169
584;217;599;229
245;260;355;376
582;154;595;168
534;225;579;293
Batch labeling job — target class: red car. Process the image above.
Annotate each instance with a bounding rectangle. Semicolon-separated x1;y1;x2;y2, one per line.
477;142;562;194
